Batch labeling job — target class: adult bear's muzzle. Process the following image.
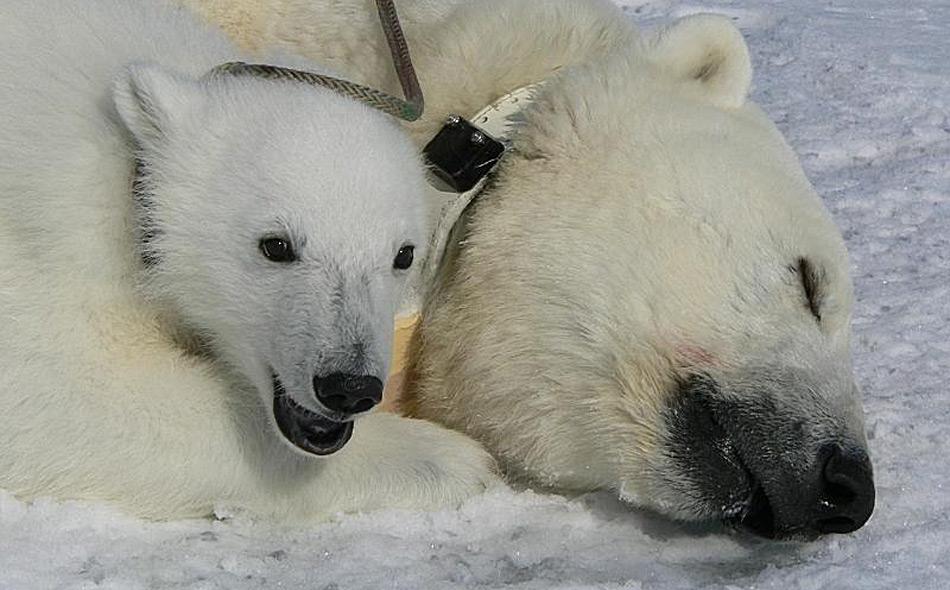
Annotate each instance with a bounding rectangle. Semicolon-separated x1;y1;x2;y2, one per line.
665;374;875;540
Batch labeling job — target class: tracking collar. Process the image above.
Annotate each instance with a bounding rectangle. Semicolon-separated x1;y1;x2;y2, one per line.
424;83;541;193
392;83;543;361
409;84;543;308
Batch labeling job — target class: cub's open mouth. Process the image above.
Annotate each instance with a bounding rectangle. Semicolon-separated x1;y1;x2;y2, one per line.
272;374;353;456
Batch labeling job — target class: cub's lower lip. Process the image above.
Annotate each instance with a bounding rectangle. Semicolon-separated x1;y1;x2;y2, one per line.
272;375;353;456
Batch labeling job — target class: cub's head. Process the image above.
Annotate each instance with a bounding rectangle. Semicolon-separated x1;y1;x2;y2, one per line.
114;63;426;456
410;14;872;540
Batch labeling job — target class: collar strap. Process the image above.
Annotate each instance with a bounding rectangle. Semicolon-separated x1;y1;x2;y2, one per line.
469;83;543;142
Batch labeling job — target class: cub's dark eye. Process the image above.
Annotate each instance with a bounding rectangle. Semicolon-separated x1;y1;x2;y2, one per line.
393;245;414;270
260;237;296;263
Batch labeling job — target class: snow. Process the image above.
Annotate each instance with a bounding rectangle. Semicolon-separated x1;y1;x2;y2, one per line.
3;0;948;588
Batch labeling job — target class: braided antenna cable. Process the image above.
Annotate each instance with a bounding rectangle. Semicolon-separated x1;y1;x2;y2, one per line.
373;0;424;120
211;0;423;121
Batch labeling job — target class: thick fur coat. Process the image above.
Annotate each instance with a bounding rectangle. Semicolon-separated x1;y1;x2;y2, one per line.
0;0;494;520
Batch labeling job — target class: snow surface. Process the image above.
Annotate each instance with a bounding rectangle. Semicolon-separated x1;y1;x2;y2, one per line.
2;0;948;588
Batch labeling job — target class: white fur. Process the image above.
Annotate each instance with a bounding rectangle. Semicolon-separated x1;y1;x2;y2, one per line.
0;0;495;520
648;14;753;109
182;0;869;528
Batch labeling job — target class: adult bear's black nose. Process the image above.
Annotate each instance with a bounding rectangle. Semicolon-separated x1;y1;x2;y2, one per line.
738;443;875;539
313;373;383;415
811;444;875;534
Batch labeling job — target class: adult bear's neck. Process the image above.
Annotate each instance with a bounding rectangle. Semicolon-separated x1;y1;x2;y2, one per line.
178;0;638;146
403;0;639;146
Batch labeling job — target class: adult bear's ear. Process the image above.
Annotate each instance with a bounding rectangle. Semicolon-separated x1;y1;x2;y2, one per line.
647;14;752;109
113;63;204;145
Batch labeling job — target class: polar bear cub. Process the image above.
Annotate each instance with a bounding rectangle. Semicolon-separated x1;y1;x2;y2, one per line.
0;0;494;520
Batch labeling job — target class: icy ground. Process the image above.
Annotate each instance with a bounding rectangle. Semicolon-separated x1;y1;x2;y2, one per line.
3;1;948;588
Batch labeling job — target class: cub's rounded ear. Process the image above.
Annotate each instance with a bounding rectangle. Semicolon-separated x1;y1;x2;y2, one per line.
647;14;752;109
113;63;204;145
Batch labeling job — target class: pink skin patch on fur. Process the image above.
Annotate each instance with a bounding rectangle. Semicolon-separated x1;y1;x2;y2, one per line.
674;344;717;368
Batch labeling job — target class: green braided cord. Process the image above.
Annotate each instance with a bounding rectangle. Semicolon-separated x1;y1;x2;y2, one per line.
211;62;420;121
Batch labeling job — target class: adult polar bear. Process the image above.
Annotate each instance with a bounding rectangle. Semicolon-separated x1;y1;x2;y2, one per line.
0;0;496;520
183;0;877;539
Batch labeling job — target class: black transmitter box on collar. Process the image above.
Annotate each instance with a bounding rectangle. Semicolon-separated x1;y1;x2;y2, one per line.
424;115;506;193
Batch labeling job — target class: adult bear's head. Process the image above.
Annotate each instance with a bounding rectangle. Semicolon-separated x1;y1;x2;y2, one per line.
405;12;873;540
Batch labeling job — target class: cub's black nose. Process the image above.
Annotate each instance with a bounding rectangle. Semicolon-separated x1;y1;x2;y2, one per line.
812;444;875;534
313;373;383;415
